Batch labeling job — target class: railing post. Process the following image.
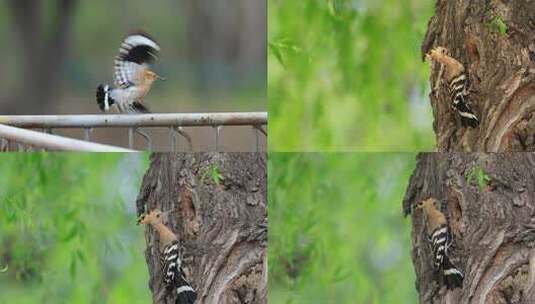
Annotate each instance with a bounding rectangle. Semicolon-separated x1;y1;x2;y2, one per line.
214;126;221;152
135;128;152;151
255;126;260;152
169;127;177;152
128;128;134;149
84;128;92;141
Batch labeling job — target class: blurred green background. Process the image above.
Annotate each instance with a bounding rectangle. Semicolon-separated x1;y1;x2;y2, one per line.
0;154;150;304
0;0;266;115
269;0;435;151
269;153;417;303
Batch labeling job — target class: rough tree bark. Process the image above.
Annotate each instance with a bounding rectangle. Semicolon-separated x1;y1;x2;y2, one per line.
422;0;535;151
136;153;267;304
403;153;535;304
6;0;78;114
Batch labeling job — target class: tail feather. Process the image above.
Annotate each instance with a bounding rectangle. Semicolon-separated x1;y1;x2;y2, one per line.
175;281;197;304
173;265;196;304
460;114;479;128
453;95;479;128
96;84;115;112
442;255;463;289
163;242;196;304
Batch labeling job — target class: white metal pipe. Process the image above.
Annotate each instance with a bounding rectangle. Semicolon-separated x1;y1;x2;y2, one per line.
0;112;268;128
0;124;136;152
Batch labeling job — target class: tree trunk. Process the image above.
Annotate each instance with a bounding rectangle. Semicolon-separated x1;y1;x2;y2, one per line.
422;0;535;152
183;0;266;86
136;153;267;304
403;153;535;304
6;0;77;114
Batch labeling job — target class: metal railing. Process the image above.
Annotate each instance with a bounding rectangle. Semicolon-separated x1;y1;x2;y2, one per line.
0;124;135;152
0;112;267;152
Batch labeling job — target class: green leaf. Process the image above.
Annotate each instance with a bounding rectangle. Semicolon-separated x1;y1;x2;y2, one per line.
211;165;225;185
269;42;285;67
69;255;77;278
76;249;86;264
489;16;507;35
332;264;351;282
466;166;491;191
268;37;304;69
61;224;78;242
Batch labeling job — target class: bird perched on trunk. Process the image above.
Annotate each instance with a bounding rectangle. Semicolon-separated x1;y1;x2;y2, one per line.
426;46;479;128
96;32;164;113
415;197;464;290
138;209;197;304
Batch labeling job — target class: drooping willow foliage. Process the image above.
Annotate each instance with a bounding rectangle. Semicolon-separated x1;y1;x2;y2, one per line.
269;153;418;303
0;153;150;303
269;0;435;151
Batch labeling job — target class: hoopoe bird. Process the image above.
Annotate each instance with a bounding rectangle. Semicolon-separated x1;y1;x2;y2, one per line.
138;209;197;304
96;32;164;113
415;198;464;290
426;46;479;128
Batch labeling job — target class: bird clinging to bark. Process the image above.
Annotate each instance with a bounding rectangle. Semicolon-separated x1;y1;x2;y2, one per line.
415;197;464;290
426;46;479;128
138;209;197;304
96;32;164;114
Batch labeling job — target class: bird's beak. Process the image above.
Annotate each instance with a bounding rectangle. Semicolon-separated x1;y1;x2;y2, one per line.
156;74;166;81
137;215;143;225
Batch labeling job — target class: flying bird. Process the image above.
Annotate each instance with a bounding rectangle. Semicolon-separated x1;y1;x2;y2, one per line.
96;32;164;114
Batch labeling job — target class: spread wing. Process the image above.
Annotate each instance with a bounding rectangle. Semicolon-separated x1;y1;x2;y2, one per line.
114;32;160;88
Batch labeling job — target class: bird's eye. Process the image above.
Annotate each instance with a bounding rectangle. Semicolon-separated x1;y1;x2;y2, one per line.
156;214;160;218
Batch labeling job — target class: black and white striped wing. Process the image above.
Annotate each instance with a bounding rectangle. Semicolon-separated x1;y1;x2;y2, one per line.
449;73;479;128
114;33;160;88
429;224;464;289
430;225;450;269
162;242;197;304
163;242;181;285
